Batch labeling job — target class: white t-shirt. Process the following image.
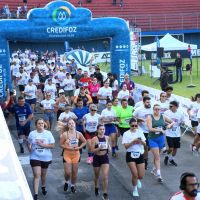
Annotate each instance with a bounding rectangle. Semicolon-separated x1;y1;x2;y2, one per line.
196;109;200;133
170;191;200;200
188;101;200;121
156;100;169;114
16;71;28;85
98;87;112;104
63;78;75;91
112;80;118;91
83;113;101;132
56;71;66;85
41;99;55;110
44;84;57;100
134;101;143;109
101;108;117;124
58;111;77;125
133;106;153;133
164;110;185;137
122;129;146;154
28;130;55;161
24;84;37;99
11;64;20;76
117;90;130;100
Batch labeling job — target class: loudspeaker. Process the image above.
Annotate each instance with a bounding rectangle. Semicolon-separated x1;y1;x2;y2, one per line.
157;47;164;58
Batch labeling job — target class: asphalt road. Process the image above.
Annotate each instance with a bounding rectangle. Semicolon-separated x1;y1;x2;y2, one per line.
9;115;200;200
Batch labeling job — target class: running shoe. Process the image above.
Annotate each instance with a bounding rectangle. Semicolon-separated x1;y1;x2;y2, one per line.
169;160;178;166
33;194;38;200
87;157;93;164
112;152;117;157
95;187;99;196
164;156;168;165
157;175;163;183
41;186;47;195
137;180;142;189
64;182;68;191
150;168;157;176
132;187;139;197
102;193;109;200
71;186;76;193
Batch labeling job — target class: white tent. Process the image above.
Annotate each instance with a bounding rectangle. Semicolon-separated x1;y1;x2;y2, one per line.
141;33;197;51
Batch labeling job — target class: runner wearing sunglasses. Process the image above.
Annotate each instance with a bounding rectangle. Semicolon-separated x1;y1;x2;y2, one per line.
122;118;146;197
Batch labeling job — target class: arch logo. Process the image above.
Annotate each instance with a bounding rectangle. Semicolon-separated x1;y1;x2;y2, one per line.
52;6;71;25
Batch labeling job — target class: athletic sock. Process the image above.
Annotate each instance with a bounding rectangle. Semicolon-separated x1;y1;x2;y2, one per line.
157;169;161;176
112;146;116;153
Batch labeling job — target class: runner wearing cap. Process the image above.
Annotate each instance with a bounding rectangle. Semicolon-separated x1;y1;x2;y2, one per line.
82;104;101;164
54;89;69;120
58;104;77;125
24;79;37;112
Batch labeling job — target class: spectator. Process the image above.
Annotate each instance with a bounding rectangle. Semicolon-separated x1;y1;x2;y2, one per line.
174;52;182;83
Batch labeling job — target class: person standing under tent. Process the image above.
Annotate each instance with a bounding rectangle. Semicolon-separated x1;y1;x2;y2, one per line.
174;52;183;83
28;118;55;200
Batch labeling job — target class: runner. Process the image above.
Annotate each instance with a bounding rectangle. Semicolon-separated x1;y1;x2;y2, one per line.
88;77;101;104
100;100;118;157
164;101;185;166
54;89;69;120
122;118;146;197
133;96;152;169
91;124;110;200
11;96;33;153
73;98;89;134
40;92;55;130
27;118;55;200
187;93;200;153
156;92;169;114
58;104;78;125
97;81;112;113
170;172;200;200
117;98;134;136
147;104;174;183
24;79;37;112
117;84;130;101
59;118;86;193
82;104;101;164
134;90;149;109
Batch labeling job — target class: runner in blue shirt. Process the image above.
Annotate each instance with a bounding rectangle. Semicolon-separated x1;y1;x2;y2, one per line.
11;96;33;153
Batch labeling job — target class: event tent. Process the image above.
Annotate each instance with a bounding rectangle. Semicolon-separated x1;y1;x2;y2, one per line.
141;33;197;51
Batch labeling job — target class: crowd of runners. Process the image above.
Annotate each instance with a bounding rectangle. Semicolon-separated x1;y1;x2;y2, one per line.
1;49;200;200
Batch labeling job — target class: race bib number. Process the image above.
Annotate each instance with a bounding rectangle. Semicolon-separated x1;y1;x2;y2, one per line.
18;115;26;122
59;103;65;108
69;138;79;147
131;152;140;159
172;126;177;131
36;148;44;154
45;103;51;109
99;142;108;150
125;118;131;124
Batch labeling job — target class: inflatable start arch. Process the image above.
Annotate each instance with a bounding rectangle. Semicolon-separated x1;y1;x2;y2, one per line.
0;0;130;99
